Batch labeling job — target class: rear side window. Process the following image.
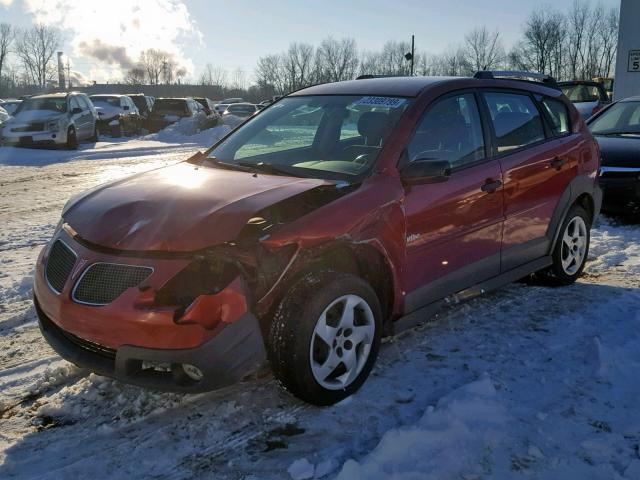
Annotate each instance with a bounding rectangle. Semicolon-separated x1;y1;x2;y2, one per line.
483;92;545;153
407;93;485;168
541;97;570;136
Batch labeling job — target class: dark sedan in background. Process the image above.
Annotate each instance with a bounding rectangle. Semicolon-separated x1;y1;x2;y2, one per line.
587;96;640;214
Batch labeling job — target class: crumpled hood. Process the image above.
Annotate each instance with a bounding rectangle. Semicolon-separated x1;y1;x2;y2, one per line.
10;110;65;124
62;162;329;252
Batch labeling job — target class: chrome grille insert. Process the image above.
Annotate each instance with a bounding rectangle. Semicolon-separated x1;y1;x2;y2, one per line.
73;263;153;306
45;240;77;293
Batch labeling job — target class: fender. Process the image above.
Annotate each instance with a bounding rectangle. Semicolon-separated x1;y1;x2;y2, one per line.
547;173;602;253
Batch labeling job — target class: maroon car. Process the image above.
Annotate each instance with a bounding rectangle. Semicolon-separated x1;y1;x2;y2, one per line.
34;71;601;405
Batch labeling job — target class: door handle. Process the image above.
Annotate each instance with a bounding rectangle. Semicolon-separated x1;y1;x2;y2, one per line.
550;157;567;170
481;179;502;193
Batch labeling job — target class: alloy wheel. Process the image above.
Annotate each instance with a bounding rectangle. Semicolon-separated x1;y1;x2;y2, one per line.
561;216;588;275
309;294;375;390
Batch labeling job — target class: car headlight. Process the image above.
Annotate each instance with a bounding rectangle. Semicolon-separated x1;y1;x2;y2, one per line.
46;120;61;131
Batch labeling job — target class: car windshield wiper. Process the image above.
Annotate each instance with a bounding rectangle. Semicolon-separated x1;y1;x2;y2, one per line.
205;157;254;173
237;161;301;177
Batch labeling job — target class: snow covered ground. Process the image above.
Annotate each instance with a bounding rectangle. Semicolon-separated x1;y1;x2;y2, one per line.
1;132;639;479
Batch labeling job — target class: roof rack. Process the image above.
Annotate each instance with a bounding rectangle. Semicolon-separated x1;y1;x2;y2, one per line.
356;74;406;80
474;70;559;89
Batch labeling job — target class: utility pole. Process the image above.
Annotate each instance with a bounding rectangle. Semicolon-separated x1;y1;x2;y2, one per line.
404;35;415;76
410;35;415;76
66;58;71;90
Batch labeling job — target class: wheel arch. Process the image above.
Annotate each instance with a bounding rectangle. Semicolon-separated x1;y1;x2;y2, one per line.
263;240;396;332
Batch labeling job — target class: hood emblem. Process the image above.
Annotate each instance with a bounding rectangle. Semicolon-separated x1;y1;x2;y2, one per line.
71;258;88;280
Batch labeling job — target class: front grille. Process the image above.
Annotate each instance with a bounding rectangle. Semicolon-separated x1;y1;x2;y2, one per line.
12;123;45;132
45;240;77;293
73;263;153;305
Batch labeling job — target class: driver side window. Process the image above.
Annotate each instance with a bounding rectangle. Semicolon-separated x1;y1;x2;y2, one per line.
407;93;485;168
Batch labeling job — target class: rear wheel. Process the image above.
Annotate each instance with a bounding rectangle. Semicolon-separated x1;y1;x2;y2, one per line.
543;204;591;285
66;126;78;150
268;271;382;406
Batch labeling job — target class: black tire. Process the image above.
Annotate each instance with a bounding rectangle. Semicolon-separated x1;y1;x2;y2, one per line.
89;124;98;142
268;271;382;406
66;126;78;150
542;204;591;285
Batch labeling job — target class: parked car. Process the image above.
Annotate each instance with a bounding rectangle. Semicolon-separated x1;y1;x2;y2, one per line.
593;77;614;100
193;97;220;128
586;95;640;214
214;103;230;115
148;97;205;132
33;71;601;405
0;106;9;134
0;99;21;116
223;102;259;118
89;94;141;136
558;80;610;120
194;97;216;116
128;94;154;129
2;92;97;148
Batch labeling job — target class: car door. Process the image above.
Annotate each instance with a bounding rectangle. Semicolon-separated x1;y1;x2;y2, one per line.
480;90;578;271
69;96;86;138
402;92;505;312
78;96;94;138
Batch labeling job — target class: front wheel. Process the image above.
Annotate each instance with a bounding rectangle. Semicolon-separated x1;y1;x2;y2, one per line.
544;204;591;285
268;271;382;406
66;126;78;150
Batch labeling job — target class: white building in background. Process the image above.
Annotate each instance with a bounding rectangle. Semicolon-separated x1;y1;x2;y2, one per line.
613;0;640;100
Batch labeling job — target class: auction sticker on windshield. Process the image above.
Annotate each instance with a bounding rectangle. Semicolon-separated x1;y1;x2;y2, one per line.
354;96;407;108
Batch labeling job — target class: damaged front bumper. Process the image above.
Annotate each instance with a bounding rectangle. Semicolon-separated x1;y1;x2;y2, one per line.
35;295;265;393
33;230;267;393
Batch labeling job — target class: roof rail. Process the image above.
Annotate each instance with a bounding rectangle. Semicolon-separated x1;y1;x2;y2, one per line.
474;70;559;89
356;74;406;80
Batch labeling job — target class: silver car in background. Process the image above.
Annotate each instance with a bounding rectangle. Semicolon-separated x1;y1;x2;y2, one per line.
559;81;610;120
1;93;97;149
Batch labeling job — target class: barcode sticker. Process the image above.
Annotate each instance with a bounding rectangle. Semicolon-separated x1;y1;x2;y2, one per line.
353;96;407;108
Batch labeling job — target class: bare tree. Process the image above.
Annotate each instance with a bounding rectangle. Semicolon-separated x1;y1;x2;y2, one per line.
566;0;589;80
522;8;565;78
0;23;15;94
230;68;247;90
15;24;60;88
199;63;227;87
464;26;503;71
139;49;166;85
316;37;358;83
124;66;145;85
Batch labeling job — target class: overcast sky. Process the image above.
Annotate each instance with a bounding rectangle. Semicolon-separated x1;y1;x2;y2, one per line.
0;0;621;84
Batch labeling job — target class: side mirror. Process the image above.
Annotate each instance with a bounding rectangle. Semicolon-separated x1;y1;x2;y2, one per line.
400;159;452;185
123;105;130;111
71;107;82;115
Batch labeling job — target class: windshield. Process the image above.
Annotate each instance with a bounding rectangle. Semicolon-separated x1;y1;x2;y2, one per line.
227;105;255;114
561;84;602;103
90;97;120;107
588;101;640;135
16;98;67;114
2;101;20;115
207;94;410;180
153;99;187;115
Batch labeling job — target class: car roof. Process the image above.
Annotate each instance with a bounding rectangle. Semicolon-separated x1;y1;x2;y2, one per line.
291;76;459;97
620;95;640;102
29;93;70;99
90;94;129;98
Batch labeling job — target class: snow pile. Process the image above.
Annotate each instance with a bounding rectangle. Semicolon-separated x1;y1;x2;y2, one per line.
336;377;508;479
143;118;231;146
